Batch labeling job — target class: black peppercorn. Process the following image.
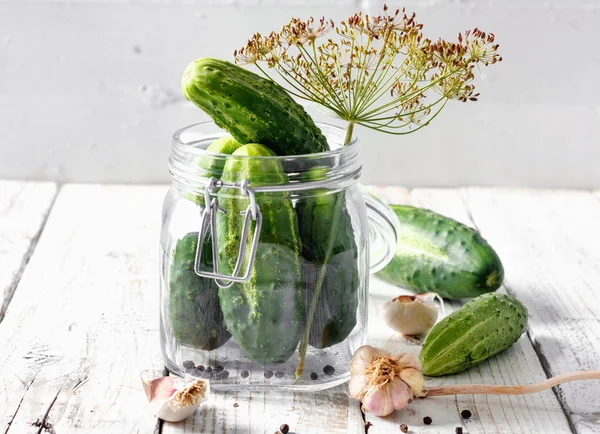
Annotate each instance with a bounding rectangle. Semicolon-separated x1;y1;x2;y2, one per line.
456;427;463;434
240;370;250;378
310;372;318;380
279;423;290;434
190;367;204;377
323;365;335;376
423;416;432;425
461;409;472;419
221;370;229;379
215;365;224;372
275;371;285;378
264;370;274;379
182;360;195;371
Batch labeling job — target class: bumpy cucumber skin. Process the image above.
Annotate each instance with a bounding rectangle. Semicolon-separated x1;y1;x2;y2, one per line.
217;143;304;364
168;232;231;350
376;205;504;299
182;58;329;156
420;293;527;376
296;168;359;348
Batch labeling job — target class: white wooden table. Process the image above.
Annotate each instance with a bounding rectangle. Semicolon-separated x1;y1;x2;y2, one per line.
0;181;598;434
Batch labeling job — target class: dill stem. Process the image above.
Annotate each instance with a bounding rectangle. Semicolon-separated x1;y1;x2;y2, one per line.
344;122;355;146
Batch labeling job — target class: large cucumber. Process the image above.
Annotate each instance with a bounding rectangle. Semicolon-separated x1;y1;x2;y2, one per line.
168;232;231;350
297;170;360;348
216;143;304;364
420;293;528;376
182;58;329;156
376;205;504;299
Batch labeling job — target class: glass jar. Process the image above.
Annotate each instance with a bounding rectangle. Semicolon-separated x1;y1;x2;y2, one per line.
160;122;399;391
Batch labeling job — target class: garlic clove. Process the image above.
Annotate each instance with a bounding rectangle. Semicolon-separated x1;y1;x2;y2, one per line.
361;384;395;417
394;353;422;371
141;374;209;423
390;379;412;412
382;294;439;336
361;379;412;417
400;367;425;396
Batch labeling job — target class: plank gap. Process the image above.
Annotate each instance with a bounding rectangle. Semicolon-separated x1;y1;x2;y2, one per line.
523;324;578;434
0;183;59;323
460;188;579;434
3;376;36;434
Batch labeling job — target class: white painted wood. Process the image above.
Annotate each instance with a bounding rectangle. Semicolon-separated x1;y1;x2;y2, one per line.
463;188;600;434
362;187;572;434
3;185;597;434
0;184;167;433
162;384;364;434
0;181;57;322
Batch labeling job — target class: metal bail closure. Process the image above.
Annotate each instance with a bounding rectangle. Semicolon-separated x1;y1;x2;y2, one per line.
194;177;262;288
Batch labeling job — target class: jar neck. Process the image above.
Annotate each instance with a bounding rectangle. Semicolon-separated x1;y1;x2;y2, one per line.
169;122;362;195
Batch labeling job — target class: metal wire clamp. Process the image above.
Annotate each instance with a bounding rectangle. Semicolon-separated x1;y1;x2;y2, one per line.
193;177;262;288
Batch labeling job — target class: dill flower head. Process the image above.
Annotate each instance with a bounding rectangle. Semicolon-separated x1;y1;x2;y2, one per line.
235;5;501;142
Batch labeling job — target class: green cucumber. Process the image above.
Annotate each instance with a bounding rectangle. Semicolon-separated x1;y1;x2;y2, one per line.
216;143;304;364
168;232;231;350
182;58;329;156
187;135;242;206
420;292;528;376
376;205;504;299
169;136;240;349
198;135;242;175
297;169;360;348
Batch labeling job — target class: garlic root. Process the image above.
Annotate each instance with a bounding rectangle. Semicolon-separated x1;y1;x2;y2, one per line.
424;370;600;397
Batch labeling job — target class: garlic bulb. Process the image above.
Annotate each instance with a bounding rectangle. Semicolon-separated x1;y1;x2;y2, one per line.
382;293;440;336
141;373;209;422
349;345;424;417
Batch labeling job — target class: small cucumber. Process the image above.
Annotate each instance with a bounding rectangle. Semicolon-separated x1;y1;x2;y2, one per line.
168;232;231;350
420;293;528;376
198;135;242;175
376;205;504;299
182;58;329;156
216;143;304;364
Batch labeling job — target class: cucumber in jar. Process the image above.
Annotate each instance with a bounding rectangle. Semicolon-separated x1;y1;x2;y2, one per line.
216;143;305;364
168;136;241;351
168;232;231;350
297;168;360;349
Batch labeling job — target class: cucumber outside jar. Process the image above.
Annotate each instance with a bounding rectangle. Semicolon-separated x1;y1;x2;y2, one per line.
159;121;399;391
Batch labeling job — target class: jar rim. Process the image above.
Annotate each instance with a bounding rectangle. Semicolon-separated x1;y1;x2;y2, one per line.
172;121;358;160
169;121;361;193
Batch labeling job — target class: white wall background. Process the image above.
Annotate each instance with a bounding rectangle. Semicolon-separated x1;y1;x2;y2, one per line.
1;0;599;187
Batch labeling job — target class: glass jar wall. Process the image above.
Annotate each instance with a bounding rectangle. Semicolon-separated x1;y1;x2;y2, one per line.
159;122;398;391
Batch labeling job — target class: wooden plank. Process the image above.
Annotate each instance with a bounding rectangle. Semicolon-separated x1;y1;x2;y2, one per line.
464;188;600;434
0;181;57;322
162;384;364;434
363;187;572;434
0;185;166;433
